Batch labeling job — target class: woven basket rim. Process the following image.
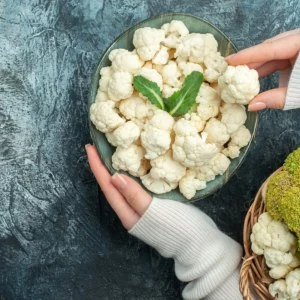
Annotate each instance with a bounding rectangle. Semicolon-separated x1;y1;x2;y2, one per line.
239;167;283;300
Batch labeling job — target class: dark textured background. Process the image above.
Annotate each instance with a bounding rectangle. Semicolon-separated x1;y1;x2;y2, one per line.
0;1;299;299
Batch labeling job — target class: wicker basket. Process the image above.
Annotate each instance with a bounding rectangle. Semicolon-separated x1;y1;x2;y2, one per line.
239;168;283;300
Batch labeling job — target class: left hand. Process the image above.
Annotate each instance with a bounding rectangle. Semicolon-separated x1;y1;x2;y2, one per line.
85;144;152;230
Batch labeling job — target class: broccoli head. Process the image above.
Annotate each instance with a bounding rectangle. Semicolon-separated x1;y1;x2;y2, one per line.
266;147;300;249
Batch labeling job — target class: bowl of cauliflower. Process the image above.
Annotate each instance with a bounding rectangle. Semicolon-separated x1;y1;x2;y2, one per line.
88;13;259;202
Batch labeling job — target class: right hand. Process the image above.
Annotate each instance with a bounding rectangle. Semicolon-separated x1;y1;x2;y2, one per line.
226;29;300;111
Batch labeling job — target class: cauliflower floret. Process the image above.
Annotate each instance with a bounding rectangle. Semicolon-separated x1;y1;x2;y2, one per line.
175;33;218;63
141;173;177;194
161;20;189;49
109;49;144;73
172;119;219;168
230;125;251;148
138;67;163;90
161;61;182;87
105;121;140;148
220;103;247;134
218;65;260;105
251;212;299;279
133;27;165;61
107;71;133;101
161;20;189;37
177;61;203;77
222;144;241;159
141;110;175;159
196;83;221;121
150;151;186;184
189;113;205;132
152;46;169;65
222;125;251;159
90;101;125;133
269;280;289;300
269;268;300;299
203;118;230;146
203;51;228;83
95;90;109;103
179;169;206;200
119;94;156;120
197;153;230;181
99;66;113;92
286;268;300;299
112;144;150;177
162;84;180;98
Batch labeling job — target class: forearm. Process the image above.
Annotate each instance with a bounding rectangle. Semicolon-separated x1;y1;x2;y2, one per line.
129;198;242;300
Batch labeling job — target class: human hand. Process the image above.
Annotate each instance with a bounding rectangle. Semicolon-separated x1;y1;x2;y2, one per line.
226;29;300;111
85;144;152;230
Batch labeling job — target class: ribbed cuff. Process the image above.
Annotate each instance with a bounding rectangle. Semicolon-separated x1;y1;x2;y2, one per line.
284;53;300;110
129;197;242;300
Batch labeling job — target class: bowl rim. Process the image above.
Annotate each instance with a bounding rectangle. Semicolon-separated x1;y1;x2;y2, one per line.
88;12;259;202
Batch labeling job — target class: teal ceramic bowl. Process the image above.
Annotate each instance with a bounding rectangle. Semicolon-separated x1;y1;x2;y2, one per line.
88;13;258;202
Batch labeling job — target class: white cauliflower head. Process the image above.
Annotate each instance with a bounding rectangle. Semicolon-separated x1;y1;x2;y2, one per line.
141;110;175;159
222;144;241;159
138;67;163;90
105;121;140;148
90;101;125;133
152;46;169;65
95;90;109;103
118;94;156;120
161;61;182;87
220;103;247;134
172;119;219;168
150;151;186;184
112;144;150;177
162;84;180;98
109;49;144;73
203;118;230;146
141;173;177;194
196;83;221;121
218;65;260;105
179;169;206;200
203;51;228;83
107;71;134;101
161;20;189;49
175;33;218;63
177;61;203;77
230;125;251;148
99;66;113;92
197;153;230;182
269;269;300;300
286;268;300;299
133;27;165;61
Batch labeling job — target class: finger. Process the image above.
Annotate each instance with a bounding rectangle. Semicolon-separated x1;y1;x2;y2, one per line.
85;144;139;229
111;173;152;216
227;34;300;66
248;88;287;111
256;59;291;77
264;28;300;43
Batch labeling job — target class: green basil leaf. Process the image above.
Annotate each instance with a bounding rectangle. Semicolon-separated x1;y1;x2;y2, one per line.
164;71;203;117
133;75;165;110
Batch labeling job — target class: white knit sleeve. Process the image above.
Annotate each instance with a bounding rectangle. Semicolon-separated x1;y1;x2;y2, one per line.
283;53;300;110
128;197;243;300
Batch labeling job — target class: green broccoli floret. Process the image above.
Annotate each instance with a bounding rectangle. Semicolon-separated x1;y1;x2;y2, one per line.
284;147;300;175
266;147;300;249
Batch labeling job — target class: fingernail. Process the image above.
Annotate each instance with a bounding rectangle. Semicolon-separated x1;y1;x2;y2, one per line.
85;144;91;151
226;54;235;60
111;173;127;189
248;102;267;111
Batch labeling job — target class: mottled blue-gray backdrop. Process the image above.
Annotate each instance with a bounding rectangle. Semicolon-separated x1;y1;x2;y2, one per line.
0;0;299;299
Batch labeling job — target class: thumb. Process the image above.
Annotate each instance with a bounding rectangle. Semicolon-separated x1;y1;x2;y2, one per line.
248;87;287;111
111;173;152;216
